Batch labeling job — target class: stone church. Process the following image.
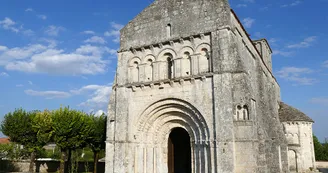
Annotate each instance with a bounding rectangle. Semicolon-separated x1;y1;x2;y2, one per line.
105;0;316;172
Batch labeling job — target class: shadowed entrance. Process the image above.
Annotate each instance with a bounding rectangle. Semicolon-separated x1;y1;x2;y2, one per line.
168;128;191;173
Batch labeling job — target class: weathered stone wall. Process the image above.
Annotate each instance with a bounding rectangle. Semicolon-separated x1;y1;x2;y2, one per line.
283;122;316;172
119;0;230;51
106;0;289;172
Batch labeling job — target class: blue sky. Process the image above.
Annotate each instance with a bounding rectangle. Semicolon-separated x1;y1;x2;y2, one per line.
0;0;327;141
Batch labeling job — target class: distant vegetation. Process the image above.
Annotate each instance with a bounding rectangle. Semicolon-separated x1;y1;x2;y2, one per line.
313;135;328;161
0;106;106;173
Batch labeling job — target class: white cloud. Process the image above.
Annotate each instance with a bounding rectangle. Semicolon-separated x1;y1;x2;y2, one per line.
28;81;33;85
272;50;294;57
242;18;255;28
3;44;114;75
0;44;48;65
287;36;317;49
25;8;34;12
82;30;95;35
323;61;328;68
16;84;24;87
45;25;65;36
281;0;302;7
23;29;34;36
25;89;71;99
94;110;106;116
104;22;123;43
84;36;106;44
276;67;317;85
0;17;19;33
71;84;112;109
37;15;47;20
242;0;255;3
0;72;9;77
310;98;328;106
237;4;247;8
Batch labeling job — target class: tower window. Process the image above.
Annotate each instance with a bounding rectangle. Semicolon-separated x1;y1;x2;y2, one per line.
166;24;172;37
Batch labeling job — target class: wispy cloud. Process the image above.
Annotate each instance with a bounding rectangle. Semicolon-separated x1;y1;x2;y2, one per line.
0;72;9;77
25;8;34;12
16;84;24;87
310;98;328;106
104;22;124;43
45;25;65;36
242;0;255;3
84;36;106;44
28;81;33;85
71;84;112;109
273;50;294;57
281;0;302;8
323;60;328;68
37;15;47;20
25;89;71;99
0;17;19;33
242;17;255;28
287;36;317;49
24;84;112;109
82;30;95;35
237;4;247;8
276;67;317;85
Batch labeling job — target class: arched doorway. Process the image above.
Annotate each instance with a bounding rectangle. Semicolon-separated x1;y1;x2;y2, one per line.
168;128;191;173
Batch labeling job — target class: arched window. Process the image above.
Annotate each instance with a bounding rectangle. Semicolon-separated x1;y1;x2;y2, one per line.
164;53;174;79
145;59;153;82
132;61;139;83
166;24;172;37
183;52;191;76
199;48;210;73
235;105;249;121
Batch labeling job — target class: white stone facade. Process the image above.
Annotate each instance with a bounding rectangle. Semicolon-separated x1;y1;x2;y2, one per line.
105;0;315;173
283;122;316;172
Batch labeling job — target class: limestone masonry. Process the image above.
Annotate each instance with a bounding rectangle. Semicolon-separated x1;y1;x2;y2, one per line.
105;0;316;172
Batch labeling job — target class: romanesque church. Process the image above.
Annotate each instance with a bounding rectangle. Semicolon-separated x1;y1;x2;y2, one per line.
105;0;316;172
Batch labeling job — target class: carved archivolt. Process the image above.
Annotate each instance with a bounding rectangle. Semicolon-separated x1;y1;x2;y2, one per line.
135;98;210;145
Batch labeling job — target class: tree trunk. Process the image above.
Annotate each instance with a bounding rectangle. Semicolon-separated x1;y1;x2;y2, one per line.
67;149;72;173
59;149;66;173
93;151;99;173
29;151;36;172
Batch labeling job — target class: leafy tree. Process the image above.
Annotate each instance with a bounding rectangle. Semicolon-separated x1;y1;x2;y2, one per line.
87;113;107;173
0;108;42;172
313;135;325;161
52;106;93;173
32;110;53;147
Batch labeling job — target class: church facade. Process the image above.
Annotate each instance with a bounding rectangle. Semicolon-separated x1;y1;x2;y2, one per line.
105;0;316;172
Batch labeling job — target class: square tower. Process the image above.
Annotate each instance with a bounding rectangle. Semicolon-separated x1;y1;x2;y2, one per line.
106;0;289;172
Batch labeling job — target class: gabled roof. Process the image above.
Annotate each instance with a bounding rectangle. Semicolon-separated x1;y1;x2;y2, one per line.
279;102;314;122
0;138;10;144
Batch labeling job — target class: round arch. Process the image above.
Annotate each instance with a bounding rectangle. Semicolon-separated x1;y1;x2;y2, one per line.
135;98;210;146
157;48;177;61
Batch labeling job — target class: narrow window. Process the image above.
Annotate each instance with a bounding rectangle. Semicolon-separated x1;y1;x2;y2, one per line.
166;24;172;37
167;57;173;79
132;61;139;83
146;59;153;81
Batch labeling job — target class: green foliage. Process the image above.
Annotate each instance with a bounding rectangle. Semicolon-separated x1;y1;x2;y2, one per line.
0;143;29;160
0;108;39;150
33;110;54;146
52;106;94;151
87;114;107;153
314;135;325;161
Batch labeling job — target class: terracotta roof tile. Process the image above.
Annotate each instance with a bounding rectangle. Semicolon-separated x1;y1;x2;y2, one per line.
0;138;10;144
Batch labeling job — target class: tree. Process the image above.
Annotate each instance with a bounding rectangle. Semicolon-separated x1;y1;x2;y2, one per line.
313;135;325;161
87;113;107;173
0;109;42;172
52;106;93;173
32;110;53;146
